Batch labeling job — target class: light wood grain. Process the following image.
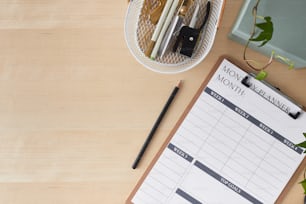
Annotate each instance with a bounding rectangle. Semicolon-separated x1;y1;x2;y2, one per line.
0;0;305;203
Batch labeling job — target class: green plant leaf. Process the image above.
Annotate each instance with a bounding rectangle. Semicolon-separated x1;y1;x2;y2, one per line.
255;70;268;80
250;16;273;47
296;133;306;153
300;179;306;194
296;141;306;148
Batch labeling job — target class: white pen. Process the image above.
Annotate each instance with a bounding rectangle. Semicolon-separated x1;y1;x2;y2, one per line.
144;0;174;57
189;3;200;28
150;0;180;60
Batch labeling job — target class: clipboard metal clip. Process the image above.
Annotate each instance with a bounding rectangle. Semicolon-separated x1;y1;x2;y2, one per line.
241;74;302;120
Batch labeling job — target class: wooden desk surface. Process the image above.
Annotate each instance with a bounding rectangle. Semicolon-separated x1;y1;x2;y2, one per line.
0;0;305;203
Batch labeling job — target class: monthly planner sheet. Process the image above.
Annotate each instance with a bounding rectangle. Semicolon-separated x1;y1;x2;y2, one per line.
127;58;306;204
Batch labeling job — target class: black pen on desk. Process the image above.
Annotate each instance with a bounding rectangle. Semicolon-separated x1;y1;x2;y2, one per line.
132;80;182;169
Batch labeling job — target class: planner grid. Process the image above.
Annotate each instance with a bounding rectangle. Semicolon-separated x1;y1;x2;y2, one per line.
129;58;305;204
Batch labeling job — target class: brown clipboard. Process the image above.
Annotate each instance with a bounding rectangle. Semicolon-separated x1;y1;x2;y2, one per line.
126;56;306;204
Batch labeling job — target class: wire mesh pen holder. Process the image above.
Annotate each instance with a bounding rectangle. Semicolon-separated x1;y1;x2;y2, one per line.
125;0;226;74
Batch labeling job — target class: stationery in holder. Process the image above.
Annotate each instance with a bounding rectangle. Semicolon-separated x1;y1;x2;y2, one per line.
126;56;306;204
125;0;226;74
173;1;210;57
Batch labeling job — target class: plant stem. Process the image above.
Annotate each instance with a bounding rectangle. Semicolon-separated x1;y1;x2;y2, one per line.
243;0;273;71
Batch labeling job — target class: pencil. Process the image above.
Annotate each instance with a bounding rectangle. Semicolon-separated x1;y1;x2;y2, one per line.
132;80;182;169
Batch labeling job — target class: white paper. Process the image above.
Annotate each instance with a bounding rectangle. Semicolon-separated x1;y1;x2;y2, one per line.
132;59;305;204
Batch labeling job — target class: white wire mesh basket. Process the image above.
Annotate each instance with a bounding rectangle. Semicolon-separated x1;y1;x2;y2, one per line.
125;0;225;74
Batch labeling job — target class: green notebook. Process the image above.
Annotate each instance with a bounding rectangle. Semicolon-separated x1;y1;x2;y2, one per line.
229;0;306;69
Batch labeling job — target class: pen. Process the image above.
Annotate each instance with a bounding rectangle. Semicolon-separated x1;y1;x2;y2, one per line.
132;80;182;169
159;0;195;57
145;0;174;57
150;0;180;60
189;3;200;28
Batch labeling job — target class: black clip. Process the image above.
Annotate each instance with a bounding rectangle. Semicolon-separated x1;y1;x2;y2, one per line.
289;112;301;119
241;76;251;88
173;27;200;57
173;1;211;57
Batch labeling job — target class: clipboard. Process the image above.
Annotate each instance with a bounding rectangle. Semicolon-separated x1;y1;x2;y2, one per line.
127;56;306;204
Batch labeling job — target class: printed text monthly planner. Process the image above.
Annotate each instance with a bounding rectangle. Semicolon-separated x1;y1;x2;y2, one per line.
127;58;306;204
